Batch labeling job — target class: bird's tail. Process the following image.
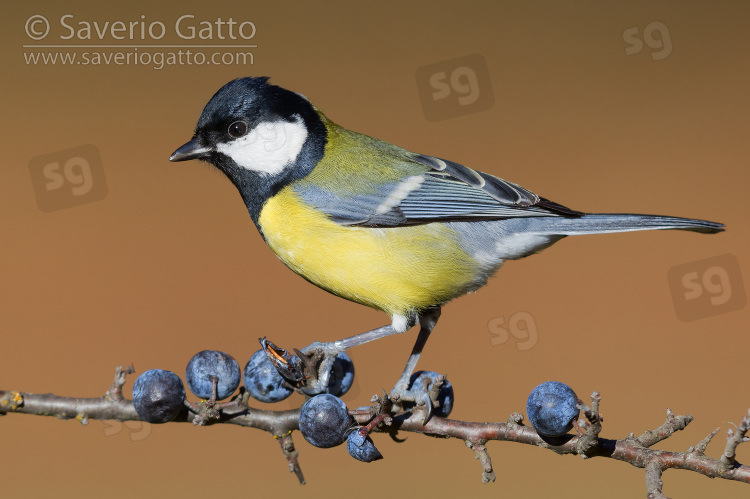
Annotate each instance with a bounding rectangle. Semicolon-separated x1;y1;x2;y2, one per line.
532;213;725;236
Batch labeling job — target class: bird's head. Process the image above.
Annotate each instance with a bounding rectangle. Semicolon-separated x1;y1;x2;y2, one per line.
169;77;327;202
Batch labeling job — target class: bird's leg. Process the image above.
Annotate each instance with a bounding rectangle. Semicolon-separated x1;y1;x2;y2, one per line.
265;308;444;405
394;306;441;391
295;315;419;395
390;306;443;423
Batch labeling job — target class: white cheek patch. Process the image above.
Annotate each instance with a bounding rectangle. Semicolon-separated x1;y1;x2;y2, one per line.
216;116;308;175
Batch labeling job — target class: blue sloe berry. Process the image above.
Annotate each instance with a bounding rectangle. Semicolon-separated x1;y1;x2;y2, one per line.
243;349;294;403
526;381;580;437
185;350;241;400
347;429;383;462
326;352;355;397
132;369;185;423
299;394;351;448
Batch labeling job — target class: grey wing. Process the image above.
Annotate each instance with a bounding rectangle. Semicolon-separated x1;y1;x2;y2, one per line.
293;154;583;227
413;154;539;207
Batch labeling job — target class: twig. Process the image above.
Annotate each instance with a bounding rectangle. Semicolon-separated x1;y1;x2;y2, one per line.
577;391;603;457
276;432;305;485
637;408;692;448
722;409;750;470
465;439;496;483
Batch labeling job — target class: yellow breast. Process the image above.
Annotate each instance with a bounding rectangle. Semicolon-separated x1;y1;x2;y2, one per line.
257;187;479;317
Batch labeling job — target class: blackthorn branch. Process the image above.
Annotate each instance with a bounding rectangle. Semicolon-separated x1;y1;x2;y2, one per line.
1;365;749;497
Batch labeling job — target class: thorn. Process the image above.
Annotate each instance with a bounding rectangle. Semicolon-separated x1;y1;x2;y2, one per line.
693;427;720;454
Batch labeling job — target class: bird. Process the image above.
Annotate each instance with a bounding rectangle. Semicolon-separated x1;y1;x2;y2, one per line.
169;76;723;404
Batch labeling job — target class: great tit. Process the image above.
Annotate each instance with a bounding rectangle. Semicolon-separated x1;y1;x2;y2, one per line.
170;77;723;397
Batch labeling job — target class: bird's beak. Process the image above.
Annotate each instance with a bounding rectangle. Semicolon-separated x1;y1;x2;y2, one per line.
169;138;212;162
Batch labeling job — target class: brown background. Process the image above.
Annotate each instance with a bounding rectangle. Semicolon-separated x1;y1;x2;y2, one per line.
2;2;749;498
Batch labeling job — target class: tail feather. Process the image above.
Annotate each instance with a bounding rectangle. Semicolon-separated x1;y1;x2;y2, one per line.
532;213;725;235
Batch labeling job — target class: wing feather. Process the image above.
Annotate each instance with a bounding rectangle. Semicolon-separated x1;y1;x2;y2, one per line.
293;152;581;227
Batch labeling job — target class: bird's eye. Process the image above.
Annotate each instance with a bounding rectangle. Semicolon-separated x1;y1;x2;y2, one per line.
228;121;248;138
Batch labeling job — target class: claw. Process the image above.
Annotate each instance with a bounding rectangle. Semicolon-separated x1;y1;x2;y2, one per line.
389;370;453;425
301;355;333;395
421;394;434;425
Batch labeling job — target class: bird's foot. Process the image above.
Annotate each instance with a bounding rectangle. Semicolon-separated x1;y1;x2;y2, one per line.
389;371;453;425
260;337;344;395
